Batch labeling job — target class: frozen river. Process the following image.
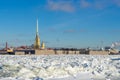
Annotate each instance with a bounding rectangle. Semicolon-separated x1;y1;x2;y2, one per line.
0;55;120;80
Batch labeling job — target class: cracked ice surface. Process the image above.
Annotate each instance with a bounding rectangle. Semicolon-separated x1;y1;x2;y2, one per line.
0;55;120;80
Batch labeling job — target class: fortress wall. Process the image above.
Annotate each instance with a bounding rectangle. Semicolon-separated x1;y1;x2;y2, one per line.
55;50;80;54
55;50;63;54
68;51;78;54
35;50;80;55
35;49;55;55
89;50;109;55
15;52;25;55
14;50;110;55
75;51;80;54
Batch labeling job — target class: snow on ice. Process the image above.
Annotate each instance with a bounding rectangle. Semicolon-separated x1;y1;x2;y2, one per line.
0;55;120;80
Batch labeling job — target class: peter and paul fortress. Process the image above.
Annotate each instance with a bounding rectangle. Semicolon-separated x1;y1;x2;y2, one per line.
1;19;116;55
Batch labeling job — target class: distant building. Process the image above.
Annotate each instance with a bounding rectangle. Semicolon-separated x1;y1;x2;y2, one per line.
105;46;111;51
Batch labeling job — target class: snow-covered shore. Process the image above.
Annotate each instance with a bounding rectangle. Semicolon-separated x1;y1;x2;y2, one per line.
0;55;120;80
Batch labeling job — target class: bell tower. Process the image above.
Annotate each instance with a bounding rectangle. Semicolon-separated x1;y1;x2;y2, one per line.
34;19;40;49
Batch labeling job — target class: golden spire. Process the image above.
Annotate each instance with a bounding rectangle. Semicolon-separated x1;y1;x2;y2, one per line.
34;19;40;49
36;19;38;35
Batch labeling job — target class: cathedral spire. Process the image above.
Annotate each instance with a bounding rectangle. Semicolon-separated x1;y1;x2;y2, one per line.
36;18;38;34
34;18;40;49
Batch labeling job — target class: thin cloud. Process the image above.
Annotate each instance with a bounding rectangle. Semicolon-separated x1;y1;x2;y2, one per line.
93;0;108;9
48;27;57;32
80;0;91;8
64;29;88;34
64;29;76;33
46;0;120;12
80;0;120;9
47;22;70;32
79;29;87;33
47;0;75;12
114;0;120;6
56;38;60;42
110;29;120;33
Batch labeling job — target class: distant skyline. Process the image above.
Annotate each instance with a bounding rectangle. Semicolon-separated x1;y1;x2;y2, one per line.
0;0;120;48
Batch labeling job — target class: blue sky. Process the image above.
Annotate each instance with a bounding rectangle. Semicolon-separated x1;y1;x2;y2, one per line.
0;0;120;48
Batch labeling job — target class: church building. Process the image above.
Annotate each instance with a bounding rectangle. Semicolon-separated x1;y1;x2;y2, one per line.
34;19;45;49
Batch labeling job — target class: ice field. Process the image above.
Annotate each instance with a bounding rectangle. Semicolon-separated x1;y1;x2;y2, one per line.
0;55;120;80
